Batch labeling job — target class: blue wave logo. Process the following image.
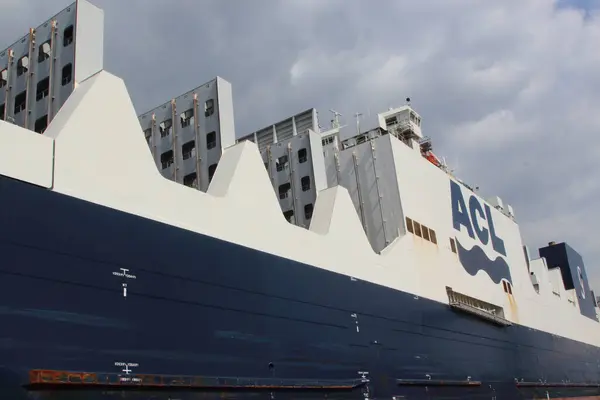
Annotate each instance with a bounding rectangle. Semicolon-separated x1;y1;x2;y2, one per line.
455;239;513;285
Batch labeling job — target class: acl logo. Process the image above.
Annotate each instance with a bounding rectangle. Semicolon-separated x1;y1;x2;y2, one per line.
450;180;506;257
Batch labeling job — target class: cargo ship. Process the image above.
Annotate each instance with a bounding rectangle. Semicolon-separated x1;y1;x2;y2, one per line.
1;1;600;399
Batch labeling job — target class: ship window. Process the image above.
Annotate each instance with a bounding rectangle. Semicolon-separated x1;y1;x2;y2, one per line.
208;163;218;182
264;162;269;170
304;203;314;219
298;148;307;163
159;119;172;137
422;225;430;241
429;229;437;244
278;182;291;199
0;103;4;120
322;136;334;146
301;176;311;191
183;172;197;188
204;99;214;117
413;222;422;237
38;40;51;63
207;131;216;149
276;155;288;172
144;128;152;145
63;25;74;47
180;108;194;128
0;69;7;88
61;63;72;86
406;217;414;234
182;140;195;160
36;77;50;101
450;238;457;254
503;281;512;295
283;209;294;223
160;150;174;169
357;135;366;144
34;115;48;134
17;55;29;76
14;90;26;114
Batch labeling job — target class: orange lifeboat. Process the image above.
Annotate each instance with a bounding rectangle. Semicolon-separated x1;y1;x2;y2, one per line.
425;151;441;167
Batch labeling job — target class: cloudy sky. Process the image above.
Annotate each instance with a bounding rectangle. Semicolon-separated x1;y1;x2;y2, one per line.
1;0;599;289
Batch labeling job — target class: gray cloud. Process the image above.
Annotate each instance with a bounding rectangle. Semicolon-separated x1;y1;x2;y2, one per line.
2;0;600;290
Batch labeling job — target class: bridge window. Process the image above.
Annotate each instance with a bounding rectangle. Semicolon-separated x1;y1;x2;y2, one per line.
322;136;334;146
14;90;26;114
208;163;218;182
385;116;397;126
159;119;172;138
17;55;29;76
182;140;195;160
38;41;51;63
61;63;72;86
276;155;288;172
413;221;422;237
298;148;307;163
160;150;174;169
502;280;513;295
301;176;311;191
183;172;197;188
429;229;437;244
450;238;457;254
63;25;74;47
207;131;216;149
304;203;314;219
180;108;194;128
422;225;430;241
405;217;414;233
278;182;291;199
406;217;437;245
204;99;214;117
283;209;294;223
0;69;7;88
36;77;50;101
34;115;48;134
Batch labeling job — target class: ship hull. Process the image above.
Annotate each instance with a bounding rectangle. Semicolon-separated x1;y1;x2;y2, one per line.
1;176;600;399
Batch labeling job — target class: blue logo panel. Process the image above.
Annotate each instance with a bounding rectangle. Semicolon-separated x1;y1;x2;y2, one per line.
450;180;505;256
450;180;512;284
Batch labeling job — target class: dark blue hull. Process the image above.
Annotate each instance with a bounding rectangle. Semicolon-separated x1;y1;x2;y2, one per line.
1;176;600;399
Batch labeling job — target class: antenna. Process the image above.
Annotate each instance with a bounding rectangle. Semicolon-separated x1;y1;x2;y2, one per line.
329;109;342;129
406;97;411;106
354;112;363;135
450;157;460;175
